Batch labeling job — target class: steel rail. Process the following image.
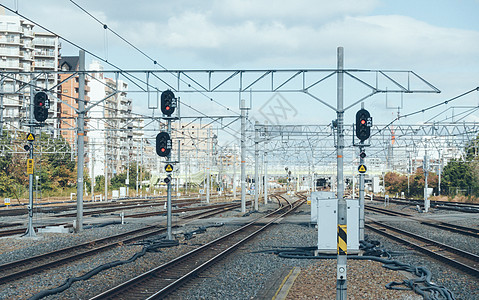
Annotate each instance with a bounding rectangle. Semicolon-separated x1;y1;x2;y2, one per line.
365;205;479;238
366;220;479;279
0;203;242;284
90;197;305;300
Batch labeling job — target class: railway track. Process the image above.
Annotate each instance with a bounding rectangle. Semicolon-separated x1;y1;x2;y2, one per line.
0;201;234;238
365;205;479;238
370;195;479;213
89;194;304;300
0;203;243;285
366;220;479;279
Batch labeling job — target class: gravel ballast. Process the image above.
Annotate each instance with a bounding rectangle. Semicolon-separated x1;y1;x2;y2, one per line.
0;200;477;299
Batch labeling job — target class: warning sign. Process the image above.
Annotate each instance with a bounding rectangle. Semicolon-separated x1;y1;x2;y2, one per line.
26;133;35;141
358;164;367;173
27;159;34;175
165;163;174;172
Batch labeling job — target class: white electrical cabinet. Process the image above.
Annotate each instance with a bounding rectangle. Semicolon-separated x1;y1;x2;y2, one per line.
312;192;359;254
310;191;336;224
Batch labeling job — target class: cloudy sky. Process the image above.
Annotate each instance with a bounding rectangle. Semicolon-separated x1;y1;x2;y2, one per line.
3;0;479;128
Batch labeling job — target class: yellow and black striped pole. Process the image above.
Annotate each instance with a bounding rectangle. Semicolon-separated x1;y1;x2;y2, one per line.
337;224;347;255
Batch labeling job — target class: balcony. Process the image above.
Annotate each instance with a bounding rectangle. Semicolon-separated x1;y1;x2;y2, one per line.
0;61;21;70
0;24;21;33
33;39;56;47
0;49;20;57
0;37;21;45
34;49;55;57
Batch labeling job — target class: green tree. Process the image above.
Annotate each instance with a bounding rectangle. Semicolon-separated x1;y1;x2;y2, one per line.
441;159;476;196
39;133;76;192
95;175;105;192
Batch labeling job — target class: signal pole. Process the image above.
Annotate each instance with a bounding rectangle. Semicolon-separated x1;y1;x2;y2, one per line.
166;120;173;239
158;90;177;240
25;75;36;237
358;144;365;241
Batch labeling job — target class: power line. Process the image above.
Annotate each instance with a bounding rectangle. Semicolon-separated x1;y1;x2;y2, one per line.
372;87;479;138
67;0;240;116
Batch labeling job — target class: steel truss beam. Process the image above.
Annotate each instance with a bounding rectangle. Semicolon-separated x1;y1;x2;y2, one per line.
0;69;440;94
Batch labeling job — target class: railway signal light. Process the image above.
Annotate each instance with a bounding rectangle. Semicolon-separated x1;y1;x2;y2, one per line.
161;90;176;116
356;108;372;142
156;132;171;157
33;91;49;122
359;151;366;159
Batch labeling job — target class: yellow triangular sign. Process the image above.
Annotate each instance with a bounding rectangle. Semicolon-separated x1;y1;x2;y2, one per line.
26;133;35;141
358;165;367;173
165;164;173;172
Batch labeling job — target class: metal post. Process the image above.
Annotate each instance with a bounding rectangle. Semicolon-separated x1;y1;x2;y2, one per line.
438;150;442;196
359;145;365;241
0;78;4;136
206;127;211;203
25;75;36;237
240;99;246;213
424;151;429;212
140;138;144;198
104;136;108;202
264;148;268;204
91;139;95;201
254;121;259;210
336;46;347;300
75;49;86;232
126;139;130;197
233;144;237;198
167;120;173;240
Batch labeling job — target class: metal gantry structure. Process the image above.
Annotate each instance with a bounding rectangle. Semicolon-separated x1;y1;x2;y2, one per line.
1;47;460;299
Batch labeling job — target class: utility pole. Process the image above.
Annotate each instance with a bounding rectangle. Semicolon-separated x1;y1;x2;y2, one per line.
136;144;139;196
233;144;237;199
254;121;259;210
91;138;95;201
336;46;347;300
104;134;108;202
240;99;246;213
126;139;130;197
140;138;144;198
75;49;86;232
206;127;211;203
424;150;430;212
0;78;4;136
264;142;268;204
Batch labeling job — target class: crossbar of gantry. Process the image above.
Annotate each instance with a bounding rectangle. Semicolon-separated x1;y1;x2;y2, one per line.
0;69;440;96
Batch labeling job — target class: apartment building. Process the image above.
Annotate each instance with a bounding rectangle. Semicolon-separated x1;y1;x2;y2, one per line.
87;61;141;184
0;14;60;133
58;56;90;147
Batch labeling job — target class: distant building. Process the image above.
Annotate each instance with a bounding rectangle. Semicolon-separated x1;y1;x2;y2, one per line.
58;56;90;147
87;61;139;184
0;14;60;133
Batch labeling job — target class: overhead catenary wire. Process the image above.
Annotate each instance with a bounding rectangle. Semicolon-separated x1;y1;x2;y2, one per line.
372;87;479;139
68;0;240;116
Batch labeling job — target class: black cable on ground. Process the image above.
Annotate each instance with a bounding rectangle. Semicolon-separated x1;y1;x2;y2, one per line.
28;237;179;300
183;223;225;240
83;221;123;229
269;237;455;300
